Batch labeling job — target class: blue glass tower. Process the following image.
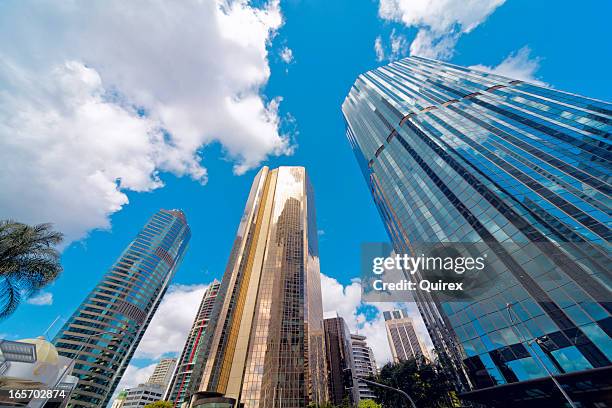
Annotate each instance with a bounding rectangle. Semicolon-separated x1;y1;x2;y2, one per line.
54;209;191;408
342;57;611;406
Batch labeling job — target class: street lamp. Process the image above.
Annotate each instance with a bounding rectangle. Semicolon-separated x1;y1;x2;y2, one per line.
355;376;417;408
0;339;37;363
0;339;38;377
505;303;577;408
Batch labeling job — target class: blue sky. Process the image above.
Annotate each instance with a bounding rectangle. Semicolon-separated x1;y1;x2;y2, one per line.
1;0;611;391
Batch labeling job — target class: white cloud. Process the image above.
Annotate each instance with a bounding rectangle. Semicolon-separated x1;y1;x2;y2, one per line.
374;30;409;62
378;0;506;59
409;29;459;60
469;46;546;85
320;274;433;366
134;283;209;359
389;29;409;61
280;46;294;64
26;291;53;306
374;36;385;62
0;0;291;243
113;363;157;395
321;274;362;320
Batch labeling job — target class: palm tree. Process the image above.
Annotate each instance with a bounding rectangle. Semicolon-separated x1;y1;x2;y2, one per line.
0;220;63;319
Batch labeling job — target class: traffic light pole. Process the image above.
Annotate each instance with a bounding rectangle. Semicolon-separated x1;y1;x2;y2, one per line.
356;377;417;408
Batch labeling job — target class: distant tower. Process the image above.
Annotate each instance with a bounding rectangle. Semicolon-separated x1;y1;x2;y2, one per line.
165;281;221;406
148;358;177;388
350;334;378;401
324;317;359;405
383;309;428;362
189;166;328;408
53;209;191;408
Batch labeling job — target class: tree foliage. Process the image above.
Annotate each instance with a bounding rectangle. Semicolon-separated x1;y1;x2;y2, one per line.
358;399;382;408
143;401;173;408
308;403;341;408
369;357;460;408
308;398;382;408
308;400;351;408
0;220;63;319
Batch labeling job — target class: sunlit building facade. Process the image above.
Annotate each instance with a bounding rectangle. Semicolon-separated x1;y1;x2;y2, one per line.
148;358;176;388
189;166;328;408
343;56;612;406
383;309;428;362
165;281;221;407
53;209;191;408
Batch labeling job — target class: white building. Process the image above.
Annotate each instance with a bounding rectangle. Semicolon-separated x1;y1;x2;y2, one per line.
122;383;164;408
110;390;128;408
350;334;378;401
0;337;78;408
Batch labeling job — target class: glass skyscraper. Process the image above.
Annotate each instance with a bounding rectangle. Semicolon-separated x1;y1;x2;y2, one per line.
188;166;328;408
54;209;191;408
165;280;221;407
342;56;611;406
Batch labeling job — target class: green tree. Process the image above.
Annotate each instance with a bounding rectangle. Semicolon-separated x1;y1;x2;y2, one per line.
143;401;173;408
369;357;460;408
307;402;347;408
0;220;63;319
358;399;382;408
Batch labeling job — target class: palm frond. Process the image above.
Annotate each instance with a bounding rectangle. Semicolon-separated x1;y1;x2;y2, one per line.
0;277;21;319
0;219;63;319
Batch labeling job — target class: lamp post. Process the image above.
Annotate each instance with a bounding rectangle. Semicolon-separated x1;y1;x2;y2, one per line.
505;303;577;408
355;376;417;408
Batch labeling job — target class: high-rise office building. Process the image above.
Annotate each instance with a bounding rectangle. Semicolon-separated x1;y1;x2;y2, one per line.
148;358;177;388
349;334;377;401
189;166;328;408
323;317;359;406
343;56;611;406
165;280;221;406
383;309;428;362
53;209;191;408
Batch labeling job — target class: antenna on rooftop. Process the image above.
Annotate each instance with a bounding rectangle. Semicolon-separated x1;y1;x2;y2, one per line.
43;315;62;339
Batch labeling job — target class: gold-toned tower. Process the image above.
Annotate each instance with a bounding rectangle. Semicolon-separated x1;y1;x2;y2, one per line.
189;166;328;408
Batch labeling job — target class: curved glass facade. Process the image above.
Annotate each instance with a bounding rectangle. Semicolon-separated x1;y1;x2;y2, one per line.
53;209;191;408
342;56;611;403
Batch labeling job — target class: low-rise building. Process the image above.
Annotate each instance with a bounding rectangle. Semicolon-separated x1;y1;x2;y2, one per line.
110;390;128;408
122;383;165;408
0;337;78;408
